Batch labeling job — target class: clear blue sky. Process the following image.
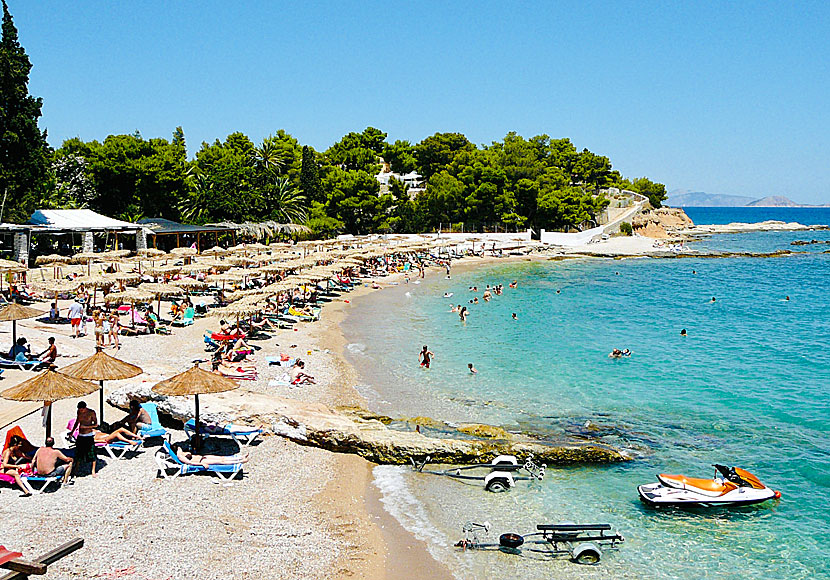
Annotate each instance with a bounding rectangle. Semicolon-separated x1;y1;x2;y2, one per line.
11;1;830;203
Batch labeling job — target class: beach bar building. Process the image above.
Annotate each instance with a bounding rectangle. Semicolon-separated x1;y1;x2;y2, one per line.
0;209;146;265
136;217;235;251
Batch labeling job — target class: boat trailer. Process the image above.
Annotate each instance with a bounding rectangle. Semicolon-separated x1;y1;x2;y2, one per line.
455;521;624;565
410;454;546;492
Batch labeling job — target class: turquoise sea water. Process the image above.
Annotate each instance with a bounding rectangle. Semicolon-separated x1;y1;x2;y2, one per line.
344;213;830;579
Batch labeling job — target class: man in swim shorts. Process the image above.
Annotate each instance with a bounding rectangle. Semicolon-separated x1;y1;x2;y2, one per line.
33;437;73;484
419;345;434;368
74;401;98;476
68;299;84;338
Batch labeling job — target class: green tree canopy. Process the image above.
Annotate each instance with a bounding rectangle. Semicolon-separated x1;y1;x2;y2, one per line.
0;0;51;222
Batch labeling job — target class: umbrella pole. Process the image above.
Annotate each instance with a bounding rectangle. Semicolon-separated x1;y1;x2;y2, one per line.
12;319;16;350
45;402;52;439
99;380;105;424
193;393;200;451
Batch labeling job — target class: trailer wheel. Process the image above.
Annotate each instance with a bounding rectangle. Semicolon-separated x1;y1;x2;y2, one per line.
572;542;601;565
485;477;511;493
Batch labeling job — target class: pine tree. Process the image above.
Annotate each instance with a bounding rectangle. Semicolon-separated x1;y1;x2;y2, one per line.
0;0;51;222
299;145;322;204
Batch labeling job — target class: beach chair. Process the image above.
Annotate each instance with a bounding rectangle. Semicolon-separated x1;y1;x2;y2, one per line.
138;403;168;439
183;419;263;446
171;307;195;327
154;441;244;480
23;474;62;494
0;354;43;371
97;438;143;460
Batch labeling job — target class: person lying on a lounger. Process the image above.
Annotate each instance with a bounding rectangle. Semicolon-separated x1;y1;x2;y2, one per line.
93;427;142;445
174;448;250;467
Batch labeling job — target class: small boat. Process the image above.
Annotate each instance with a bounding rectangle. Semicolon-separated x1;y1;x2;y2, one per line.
410;454;545;492
638;464;781;507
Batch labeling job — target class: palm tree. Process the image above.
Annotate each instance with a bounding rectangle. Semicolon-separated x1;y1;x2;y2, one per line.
178;173;211;223
265;177;307;224
252;138;284;176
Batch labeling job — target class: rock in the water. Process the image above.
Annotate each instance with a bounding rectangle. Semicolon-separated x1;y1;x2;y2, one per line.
457;423;510;439
108;385;630;465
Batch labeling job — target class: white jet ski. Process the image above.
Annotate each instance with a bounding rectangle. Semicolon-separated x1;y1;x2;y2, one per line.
638;464;781;507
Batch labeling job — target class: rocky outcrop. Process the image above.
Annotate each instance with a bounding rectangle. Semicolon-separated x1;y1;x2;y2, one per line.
679;220;828;235
632;207;694;238
108;384;629;465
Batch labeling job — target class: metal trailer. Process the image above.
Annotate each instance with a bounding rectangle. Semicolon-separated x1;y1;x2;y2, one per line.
456;522;624;565
410;454;546;492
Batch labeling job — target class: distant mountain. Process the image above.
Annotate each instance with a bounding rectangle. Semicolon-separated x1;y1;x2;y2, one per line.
667;191;755;207
745;195;830;207
668;191;830;208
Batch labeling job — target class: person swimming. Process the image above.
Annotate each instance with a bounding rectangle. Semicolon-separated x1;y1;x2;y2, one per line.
608;349;623;359
709;297;716;303
468;363;477;374
509;280;517;288
680;328;687;336
473;297;479;304
459;307;468;322
512;313;517;320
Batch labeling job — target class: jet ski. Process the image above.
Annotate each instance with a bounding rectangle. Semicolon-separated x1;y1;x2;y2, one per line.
638;464;781;507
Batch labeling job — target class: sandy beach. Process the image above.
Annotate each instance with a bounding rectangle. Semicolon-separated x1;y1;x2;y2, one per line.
0;276;454;579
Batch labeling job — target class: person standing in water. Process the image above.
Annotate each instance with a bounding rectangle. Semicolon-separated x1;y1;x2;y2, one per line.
419;346;434;368
468;363;477;374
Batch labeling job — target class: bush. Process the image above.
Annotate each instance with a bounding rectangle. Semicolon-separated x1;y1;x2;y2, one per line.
619;221;633;236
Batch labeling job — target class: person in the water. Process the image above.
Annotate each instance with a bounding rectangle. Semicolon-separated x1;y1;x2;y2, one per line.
512;312;517;320
468;363;477;374
680;328;687;336
419;345;434;368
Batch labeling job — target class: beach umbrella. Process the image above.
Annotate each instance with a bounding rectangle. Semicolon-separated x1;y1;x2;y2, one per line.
100;249;132;260
30;278;78;306
137;248;166;257
139;282;185;314
60;346;143;424
0;258;26;272
170;277;208;291
0;370;98;440
201;246;227;256
152;363;238;450
34;254;70;266
104;289;155;326
170;247;198;257
0;302;44;351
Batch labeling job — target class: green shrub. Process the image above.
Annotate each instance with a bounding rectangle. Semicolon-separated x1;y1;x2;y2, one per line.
620;221;633;236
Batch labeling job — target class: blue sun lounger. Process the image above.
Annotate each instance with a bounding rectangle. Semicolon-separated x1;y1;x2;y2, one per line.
154;441;244;480
138;403;167;439
23;474;63;494
183;419;263;446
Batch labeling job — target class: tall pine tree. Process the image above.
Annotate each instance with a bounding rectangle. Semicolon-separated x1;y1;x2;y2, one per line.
299;145;322;203
0;0;50;222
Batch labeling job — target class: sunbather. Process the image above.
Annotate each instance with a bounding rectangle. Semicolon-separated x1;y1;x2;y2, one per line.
2;439;33;495
113;400;152;434
175;447;250;468
290;360;315;385
93;427;142;445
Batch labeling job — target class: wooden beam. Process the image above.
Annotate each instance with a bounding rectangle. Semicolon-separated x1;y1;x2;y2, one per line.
0;559;46;575
0;538;84;580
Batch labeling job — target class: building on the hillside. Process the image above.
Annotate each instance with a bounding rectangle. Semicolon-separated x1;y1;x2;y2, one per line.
375;162;425;198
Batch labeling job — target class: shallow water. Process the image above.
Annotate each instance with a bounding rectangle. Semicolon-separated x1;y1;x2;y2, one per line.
344;225;830;579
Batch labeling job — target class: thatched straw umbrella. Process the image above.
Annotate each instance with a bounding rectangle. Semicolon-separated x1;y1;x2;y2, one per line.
0;302;44;350
138;282;185;314
30;278;77;306
137;248;166;257
201;245;227;256
104;289;155;326
34;254;70;266
152;363;238;450
0;370;98;440
170;247;198;257
60;346;143;424
170;278;208;292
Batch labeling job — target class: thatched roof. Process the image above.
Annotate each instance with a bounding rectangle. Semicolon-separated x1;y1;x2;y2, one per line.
104;289;154;304
0;302;44;322
138;282;185;297
0;370;98;402
170;278;208;290
61;348;143;381
152;364;239;397
34;254;70;265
